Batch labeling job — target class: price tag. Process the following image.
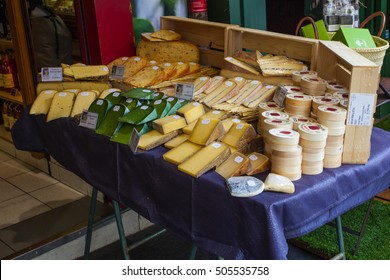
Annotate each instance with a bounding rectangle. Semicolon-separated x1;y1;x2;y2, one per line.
347;93;375;126
41;67;62;82
79;110;99;130
110;65;126;80
128;128;140;154
175;82;194;101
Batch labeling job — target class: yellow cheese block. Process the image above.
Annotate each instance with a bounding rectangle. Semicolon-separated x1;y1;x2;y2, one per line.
36;81;111;93
182;120;197;135
152;115;187;134
46;91;76;122
138;130;179;151
64;89;81;94
71;65;109;80
176;102;205;124
70;91;98;117
246;152;270;175
215;152;250;179
99;88;122;99
164;134;190;149
221;118;243;133
30;90;58;115
202;109;229;120
221;123;257;148
178;142;231;178
189;117;225;146
163;141;202;165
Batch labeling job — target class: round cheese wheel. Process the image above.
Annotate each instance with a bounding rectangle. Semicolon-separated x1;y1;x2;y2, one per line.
268;128;300;145
317;105;347;122
298;122;328;141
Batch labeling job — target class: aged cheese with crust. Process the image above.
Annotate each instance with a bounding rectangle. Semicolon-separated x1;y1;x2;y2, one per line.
164;134;190;149
152;115;187;134
201;80;237;107
246;152;270;175
215;152;250;179
163;141;202;165
189;117;225;146
138;130;179;151
221;123;257;148
176;102;205;124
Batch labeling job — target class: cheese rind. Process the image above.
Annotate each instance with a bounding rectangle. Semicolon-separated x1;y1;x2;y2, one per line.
152;115;187;134
215;152;250;179
189;117;225;146
96;104;127;137
118;105;157;125
178;142;231;178
138;130;179;151
163;141;202;165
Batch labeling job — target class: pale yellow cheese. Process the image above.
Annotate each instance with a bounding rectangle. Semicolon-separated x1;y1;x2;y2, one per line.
176;102;205;124
152;115;187;134
71;65;109;80
226;80;262;105
46;91;75;122
221;118;243;133
264;173;295;193
224;56;260;75
182;120;197;135
30;90;58;115
164;134;190;149
189;117;225;146
70;91;98;117
215;152;250;179
36;81;111;93
193;76;212;96
163;141;202;165
221;123;257;148
243;85;277;108
99;88;122;99
246;152;270;175
138;130;179;151
201;80;237;107
178;142;231;178
204;76;226;94
64;89;81;94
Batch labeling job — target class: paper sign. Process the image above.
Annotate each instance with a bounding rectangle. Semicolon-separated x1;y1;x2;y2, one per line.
41;67;62;82
110;65;125;80
175;82;194;101
129;128;140;154
347;93;375;126
79;110;99;130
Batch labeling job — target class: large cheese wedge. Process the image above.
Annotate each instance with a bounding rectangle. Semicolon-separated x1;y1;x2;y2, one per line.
70;91;97;117
221;118;243;133
170;62;190;79
107;56;148;80
138;130;179;151
221;123;257;148
178;142;231;178
246;152;270;175
176;101;205;124
96;104;127;137
226;176;265;197
126;65;165;88
152;99;170;118
150;29;182;41
110;123;151;145
152;114;187;134
36;81;111;94
71;65;109;80
243;85;277;108
264;173;295;194
30;90;57;115
165;97;187;115
232;50;259;69
215;152;250;179
216;77;248;104
201;80;237;107
120;97;141;111
99;88;122;99
224;56;260;75
189;117;225;146
158;62;176;81
188;62;201;75
46;91;75;122
164;134;190;149
87;99;111;129
118;105;157;125
202;109;229;120
163;141;202;165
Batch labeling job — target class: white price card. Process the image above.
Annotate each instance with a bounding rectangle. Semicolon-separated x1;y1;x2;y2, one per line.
347;93;375;126
79;110;99;130
175;82;194;101
41;67;62;82
129;128;140;154
110;65;126;80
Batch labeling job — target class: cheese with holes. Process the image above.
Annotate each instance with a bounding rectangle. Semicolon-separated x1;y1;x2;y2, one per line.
138;130;179;150
264;173;295;194
178;142;231;178
164;134;189;149
30;90;58;115
246;153;270;175
176;102;205;124
163;141;202;165
221;123;257;148
70;91;97;117
215;152;250;179
152;115;187;134
46;91;76;122
71;65;109;80
189;117;225;146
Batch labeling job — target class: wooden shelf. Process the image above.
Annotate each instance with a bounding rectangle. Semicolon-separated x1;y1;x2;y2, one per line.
0;124;12;143
0;90;23;105
0;38;13;49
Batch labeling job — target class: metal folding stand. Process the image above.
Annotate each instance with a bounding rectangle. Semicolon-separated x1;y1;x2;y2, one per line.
379;83;390;98
331;216;346;260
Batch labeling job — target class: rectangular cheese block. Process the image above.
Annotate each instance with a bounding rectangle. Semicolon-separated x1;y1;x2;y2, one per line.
176;102;205;124
227;80;262;105
221;123;257;148
189;117;225;146
243;85;277;108
163;141;202;165
221;118;244;133
70;91;97;117
202;109;229;120
30;90;58;115
178;142;231;178
215;152;250;179
46;91;75;122
138;130;179;151
182;120;197;135
152;114;187;134
164;134;189;149
246;152;270;175
201;80;237;107
71;65;109;80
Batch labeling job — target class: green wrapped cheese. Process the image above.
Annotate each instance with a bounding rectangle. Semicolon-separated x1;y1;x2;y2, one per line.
95;104;128;137
152;99;170;118
110;123;151;145
152;92;165;100
121;88;155;100
104;91;122;105
166;97;188;116
118;105;157;125
120;97;141;111
87;98;111;129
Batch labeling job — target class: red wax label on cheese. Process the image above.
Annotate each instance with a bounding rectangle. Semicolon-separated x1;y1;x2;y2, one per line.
326;107;338;112
308;125;320;130
270;112;280;116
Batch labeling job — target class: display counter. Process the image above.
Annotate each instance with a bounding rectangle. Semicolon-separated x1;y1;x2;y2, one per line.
11;107;390;259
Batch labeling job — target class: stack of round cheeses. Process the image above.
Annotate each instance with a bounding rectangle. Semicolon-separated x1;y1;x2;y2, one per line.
311;96;340;118
258;110;289;137
326;82;349;95
258;102;283;116
284;93;313;117
268;128;302;181
289;115;317;131
317;105;347;168
298;123;328;175
292;70;318;86
300;76;327;96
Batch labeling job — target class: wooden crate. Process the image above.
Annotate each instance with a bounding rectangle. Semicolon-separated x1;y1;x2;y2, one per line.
316;41;379;164
160;16;238;68
223;26;319;85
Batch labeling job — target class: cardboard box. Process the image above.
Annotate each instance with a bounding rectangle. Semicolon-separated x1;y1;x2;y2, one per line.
331;28;376;49
300;20;330;41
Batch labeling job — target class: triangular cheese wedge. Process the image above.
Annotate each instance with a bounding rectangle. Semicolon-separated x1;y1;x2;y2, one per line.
221;123;257;148
138;130;179;151
70;91;97;117
152;114;187;134
30;90;57;115
189;117;225;146
164;134;190;149
215;152;250;179
246;152;270;175
264;173;295;194
163;141;202;165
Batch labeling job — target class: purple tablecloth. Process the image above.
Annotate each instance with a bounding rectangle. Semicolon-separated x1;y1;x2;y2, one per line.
11;108;390;259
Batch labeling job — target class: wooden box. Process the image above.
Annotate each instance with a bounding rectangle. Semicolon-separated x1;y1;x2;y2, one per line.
160;16;238;68
316;41;379;164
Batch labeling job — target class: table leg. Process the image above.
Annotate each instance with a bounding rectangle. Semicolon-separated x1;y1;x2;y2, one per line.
189;245;197;260
112;200;130;260
331;216;346;260
84;187;98;259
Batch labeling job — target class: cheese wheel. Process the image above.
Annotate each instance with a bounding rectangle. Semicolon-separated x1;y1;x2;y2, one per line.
260;110;289;123
299;138;327;149
268;128;299;146
298;122;328;142
292;70;318;85
302;162;323;175
258;102;283;115
289;116;317;131
317;105;347;122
